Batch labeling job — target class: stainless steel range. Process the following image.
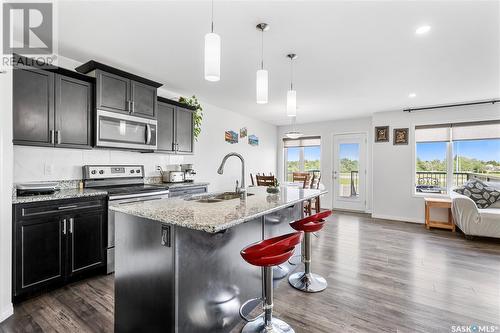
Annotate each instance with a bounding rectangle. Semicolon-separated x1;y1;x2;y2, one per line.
83;165;169;273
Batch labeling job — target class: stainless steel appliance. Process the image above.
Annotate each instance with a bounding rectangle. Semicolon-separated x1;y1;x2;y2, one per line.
168;171;185;183
181;164;196;182
83;165;169;273
96;109;157;150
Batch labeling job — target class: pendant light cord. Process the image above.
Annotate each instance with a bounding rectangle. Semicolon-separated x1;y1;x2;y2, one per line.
290;58;294;90
261;29;264;70
211;0;214;33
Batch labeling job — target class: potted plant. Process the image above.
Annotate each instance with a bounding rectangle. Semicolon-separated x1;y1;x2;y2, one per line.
266;179;280;194
178;95;203;141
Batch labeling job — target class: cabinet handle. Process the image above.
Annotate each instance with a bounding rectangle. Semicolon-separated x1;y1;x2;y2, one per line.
58;204;78;210
50;130;55;144
131;101;135;113
127;100;131;112
69;218;74;234
62;219;67;235
56;130;61;144
161;225;171;247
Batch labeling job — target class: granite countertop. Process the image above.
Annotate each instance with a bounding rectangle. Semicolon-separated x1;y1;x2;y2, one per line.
13;188;108;204
109;186;327;233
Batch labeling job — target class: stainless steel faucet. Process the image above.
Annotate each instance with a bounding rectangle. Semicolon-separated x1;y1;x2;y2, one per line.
217;152;246;195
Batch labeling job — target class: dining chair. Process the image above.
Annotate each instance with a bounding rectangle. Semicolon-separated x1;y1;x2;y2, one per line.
292;172;311;189
304;174;321;215
250;173;255;186
256;175;276;186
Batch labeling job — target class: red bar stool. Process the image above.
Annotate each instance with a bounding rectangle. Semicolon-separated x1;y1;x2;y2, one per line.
288;210;332;293
239;231;303;333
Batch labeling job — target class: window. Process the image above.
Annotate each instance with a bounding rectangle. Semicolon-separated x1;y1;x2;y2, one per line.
415;121;500;195
284;136;321;182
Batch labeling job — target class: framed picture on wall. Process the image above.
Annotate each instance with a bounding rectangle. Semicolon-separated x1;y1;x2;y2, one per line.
374;126;389;142
393;128;409;145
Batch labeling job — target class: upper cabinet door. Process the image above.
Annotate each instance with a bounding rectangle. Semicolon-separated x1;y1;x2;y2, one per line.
13;68;55;146
55;75;93;148
175;108;194;154
130;80;157;118
157;101;175;152
96;70;130;113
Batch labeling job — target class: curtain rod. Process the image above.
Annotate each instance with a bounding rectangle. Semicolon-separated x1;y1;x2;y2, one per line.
403;99;499;113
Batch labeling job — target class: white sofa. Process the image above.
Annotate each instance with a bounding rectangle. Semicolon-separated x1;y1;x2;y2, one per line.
450;182;500;238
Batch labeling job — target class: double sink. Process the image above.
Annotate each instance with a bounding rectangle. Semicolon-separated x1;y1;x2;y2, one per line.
185;192;254;203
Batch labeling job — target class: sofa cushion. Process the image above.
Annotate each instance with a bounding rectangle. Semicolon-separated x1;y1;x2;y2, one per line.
453;179;500;209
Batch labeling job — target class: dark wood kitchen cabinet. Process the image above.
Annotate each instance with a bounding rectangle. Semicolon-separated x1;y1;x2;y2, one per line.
13;196;106;301
76;61;162;119
13;68;54;146
156;97;195;154
13;67;93;149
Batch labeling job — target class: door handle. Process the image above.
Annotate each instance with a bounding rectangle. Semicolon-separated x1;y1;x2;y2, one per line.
146;124;152;144
69;218;74;234
62;219;67;235
161;225;171;247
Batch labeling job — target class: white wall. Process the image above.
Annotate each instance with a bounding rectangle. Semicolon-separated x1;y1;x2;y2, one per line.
14;56;278;192
277;117;373;211
0;66;14;320
372;103;500;223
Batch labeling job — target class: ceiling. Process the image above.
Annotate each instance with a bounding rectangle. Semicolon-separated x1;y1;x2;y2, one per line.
56;1;499;125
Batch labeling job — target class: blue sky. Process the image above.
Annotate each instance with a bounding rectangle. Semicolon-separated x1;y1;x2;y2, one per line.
339;143;359;160
417;139;500;161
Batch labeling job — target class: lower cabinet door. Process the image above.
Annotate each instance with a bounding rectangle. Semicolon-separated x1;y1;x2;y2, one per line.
69;212;105;275
15;218;65;295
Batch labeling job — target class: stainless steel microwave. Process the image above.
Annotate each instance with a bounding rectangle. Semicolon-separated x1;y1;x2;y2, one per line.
96;110;157;150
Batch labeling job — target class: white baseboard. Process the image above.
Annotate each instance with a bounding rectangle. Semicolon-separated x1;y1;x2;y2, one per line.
371;213;423;224
0;303;13;323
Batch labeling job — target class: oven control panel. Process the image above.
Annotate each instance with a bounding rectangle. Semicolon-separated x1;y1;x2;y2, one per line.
83;165;144;179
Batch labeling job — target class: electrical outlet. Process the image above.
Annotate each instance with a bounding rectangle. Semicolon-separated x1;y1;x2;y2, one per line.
44;163;53;175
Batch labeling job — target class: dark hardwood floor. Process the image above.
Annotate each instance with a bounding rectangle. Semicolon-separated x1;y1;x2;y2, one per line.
2;212;499;333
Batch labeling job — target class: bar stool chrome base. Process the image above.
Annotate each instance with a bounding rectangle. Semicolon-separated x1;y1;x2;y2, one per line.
288;271;327;293
241;317;295;333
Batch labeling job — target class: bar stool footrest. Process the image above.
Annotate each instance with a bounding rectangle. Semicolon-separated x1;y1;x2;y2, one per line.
239;297;264;322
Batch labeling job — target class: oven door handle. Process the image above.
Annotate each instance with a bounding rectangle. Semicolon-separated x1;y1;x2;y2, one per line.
146;124;152;145
109;190;170;201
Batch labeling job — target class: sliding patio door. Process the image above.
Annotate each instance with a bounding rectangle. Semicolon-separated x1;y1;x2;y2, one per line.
332;133;367;211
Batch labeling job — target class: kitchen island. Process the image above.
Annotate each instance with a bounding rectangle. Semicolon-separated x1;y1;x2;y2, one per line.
110;186;326;333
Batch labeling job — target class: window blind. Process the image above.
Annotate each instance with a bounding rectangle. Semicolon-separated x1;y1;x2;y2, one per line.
283;136;321;147
415;120;500;142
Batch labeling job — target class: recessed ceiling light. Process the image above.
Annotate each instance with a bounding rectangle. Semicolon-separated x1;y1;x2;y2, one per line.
408;93;417;98
415;25;431;35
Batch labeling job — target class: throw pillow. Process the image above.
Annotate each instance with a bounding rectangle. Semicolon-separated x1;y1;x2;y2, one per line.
454;179;500;209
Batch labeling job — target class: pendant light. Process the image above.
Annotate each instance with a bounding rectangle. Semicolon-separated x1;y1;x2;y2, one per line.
256;23;269;104
285;116;303;139
204;0;220;82
286;53;297;117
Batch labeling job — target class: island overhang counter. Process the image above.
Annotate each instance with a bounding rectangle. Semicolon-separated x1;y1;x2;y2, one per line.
110;186;327;333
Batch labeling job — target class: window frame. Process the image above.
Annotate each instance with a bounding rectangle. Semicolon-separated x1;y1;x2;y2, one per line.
283;138;321;182
412;120;500;198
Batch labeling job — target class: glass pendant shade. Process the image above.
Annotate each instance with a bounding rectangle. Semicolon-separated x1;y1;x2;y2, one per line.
286;90;297;116
204;32;221;82
256;69;268;104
